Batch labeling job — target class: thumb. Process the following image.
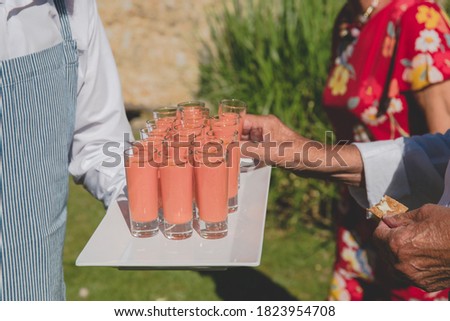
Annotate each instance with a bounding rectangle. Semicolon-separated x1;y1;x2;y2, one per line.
242;114;260;133
242;114;272;142
242;114;278;135
374;219;391;237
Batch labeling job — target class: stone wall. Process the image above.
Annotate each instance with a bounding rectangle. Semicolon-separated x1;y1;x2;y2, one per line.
97;0;221;111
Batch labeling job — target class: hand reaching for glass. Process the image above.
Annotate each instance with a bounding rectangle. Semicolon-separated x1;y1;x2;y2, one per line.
241;114;311;168
240;114;364;185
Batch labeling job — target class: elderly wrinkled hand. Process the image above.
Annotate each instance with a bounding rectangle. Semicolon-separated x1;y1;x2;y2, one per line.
240;114;364;185
241;114;312;168
373;204;450;292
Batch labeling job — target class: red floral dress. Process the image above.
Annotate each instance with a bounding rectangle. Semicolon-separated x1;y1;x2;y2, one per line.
322;0;450;300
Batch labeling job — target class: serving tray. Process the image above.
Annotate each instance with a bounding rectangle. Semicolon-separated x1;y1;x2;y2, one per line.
76;164;272;270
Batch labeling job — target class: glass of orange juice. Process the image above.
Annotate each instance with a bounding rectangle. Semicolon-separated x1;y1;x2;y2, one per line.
177;100;206;109
144;132;166;220
153;106;179;131
159;130;195;240
140;127;168;141
178;102;209;129
218;99;247;139
172;124;204;219
124;142;160;237
193;138;228;239
209;118;240;214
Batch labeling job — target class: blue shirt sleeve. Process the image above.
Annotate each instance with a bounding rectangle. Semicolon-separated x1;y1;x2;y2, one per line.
350;131;450;210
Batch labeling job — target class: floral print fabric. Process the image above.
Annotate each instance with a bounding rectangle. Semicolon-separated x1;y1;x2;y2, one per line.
323;0;450;141
323;0;450;300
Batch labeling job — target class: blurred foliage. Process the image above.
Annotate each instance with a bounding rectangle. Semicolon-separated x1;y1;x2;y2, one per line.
446;0;450;12
199;0;345;229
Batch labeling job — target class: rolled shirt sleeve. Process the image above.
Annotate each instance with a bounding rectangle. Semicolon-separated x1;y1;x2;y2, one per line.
68;1;133;208
350;131;450;210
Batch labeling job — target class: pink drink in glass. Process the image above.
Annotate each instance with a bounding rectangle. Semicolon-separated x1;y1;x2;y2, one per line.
125;145;159;237
160;161;193;225
180;106;209;133
194;141;228;238
209;120;240;213
153;106;178;131
219;99;247;135
220;112;243;139
156;117;176;131
159;131;194;240
228;145;240;200
195;162;228;222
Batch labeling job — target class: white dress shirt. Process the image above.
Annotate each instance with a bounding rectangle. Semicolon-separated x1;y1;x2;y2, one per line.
351;131;450;210
0;0;133;206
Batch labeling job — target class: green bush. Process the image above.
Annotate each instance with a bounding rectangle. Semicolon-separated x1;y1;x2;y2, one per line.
199;0;345;229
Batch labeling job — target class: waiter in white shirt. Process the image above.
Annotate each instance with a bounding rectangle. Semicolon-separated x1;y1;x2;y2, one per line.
0;0;132;300
241;114;450;293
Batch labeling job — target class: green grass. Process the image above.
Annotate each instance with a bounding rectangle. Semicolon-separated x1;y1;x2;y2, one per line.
64;179;334;301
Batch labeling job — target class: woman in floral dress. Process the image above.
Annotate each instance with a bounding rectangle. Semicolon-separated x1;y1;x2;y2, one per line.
322;0;450;300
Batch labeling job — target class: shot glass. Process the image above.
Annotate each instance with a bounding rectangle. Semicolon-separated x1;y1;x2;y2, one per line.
140;127;168;141
178;102;209;128
124;143;159;237
209;118;240;213
143;132;166;220
218;99;247;139
172;124;202;160
153;106;179;131
177;100;206;109
145;119;157;131
172;124;203;217
193;139;228;239
159;136;194;240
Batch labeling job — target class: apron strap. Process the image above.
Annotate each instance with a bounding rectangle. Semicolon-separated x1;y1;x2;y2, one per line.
53;0;73;42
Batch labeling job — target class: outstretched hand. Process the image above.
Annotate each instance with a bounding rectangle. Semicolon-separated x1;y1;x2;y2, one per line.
241;114;312;168
373;204;450;292
240;114;364;185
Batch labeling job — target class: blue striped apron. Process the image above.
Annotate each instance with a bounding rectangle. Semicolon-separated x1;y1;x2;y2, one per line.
0;0;78;300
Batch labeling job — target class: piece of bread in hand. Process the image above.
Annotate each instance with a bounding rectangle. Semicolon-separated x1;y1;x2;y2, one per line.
367;195;408;219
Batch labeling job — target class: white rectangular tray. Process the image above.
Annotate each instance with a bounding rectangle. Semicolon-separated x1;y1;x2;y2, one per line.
76;165;272;269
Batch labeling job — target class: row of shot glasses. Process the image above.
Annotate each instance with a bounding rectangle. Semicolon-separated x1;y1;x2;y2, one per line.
124;99;247;240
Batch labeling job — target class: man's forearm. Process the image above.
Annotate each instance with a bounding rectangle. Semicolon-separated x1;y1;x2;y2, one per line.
290;141;365;187
241;114;365;186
